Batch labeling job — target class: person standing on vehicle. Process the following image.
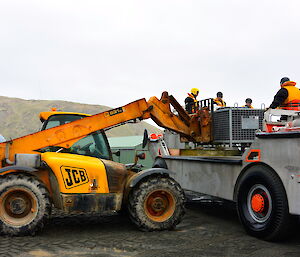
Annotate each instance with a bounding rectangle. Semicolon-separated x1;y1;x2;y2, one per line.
185;88;199;114
269;77;300;110
213;92;226;107
242;98;253;108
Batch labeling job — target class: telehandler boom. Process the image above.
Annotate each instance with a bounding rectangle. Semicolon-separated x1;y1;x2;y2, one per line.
0;92;210;164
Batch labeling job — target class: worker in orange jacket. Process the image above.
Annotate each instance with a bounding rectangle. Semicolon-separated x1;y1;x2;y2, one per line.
213;92;226;108
269;77;300;110
242;98;253;108
185;88;199;114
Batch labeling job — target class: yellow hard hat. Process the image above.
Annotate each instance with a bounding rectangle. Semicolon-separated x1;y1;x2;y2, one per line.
191;88;199;95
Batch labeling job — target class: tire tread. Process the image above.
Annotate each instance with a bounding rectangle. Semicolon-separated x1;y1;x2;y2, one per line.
127;175;185;231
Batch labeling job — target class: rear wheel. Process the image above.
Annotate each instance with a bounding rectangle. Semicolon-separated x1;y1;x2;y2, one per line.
0;174;51;236
236;165;292;241
128;176;185;231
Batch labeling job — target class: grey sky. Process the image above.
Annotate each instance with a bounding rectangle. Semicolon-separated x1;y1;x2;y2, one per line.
0;0;299;109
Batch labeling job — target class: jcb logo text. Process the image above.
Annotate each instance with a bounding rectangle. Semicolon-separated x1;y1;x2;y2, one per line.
61;166;89;189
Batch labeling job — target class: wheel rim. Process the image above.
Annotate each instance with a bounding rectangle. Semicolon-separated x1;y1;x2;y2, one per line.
144;189;175;222
247;184;272;223
0;187;38;227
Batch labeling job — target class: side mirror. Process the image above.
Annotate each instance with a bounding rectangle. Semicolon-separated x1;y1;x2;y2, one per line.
142;129;148;148
113;150;120;157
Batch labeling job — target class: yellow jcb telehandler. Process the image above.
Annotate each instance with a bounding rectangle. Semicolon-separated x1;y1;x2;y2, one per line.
0;92;211;235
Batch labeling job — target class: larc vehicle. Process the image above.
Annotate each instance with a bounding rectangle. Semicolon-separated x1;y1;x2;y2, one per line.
147;105;300;241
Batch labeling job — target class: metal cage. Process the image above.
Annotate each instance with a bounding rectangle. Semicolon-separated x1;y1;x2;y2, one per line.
213;108;265;146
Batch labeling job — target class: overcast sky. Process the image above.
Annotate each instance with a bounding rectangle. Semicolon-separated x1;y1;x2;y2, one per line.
0;0;300;109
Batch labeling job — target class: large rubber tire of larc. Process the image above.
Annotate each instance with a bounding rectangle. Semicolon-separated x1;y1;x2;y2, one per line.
127;176;185;231
236;165;293;241
0;173;51;236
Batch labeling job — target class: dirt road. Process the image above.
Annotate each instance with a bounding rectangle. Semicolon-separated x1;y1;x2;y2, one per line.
1;202;300;257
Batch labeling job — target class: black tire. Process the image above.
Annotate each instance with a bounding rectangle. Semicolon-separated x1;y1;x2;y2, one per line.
0;173;51;236
127;176;185;231
236;165;292;241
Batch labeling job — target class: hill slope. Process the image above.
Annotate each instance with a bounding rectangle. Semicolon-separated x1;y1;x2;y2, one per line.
0;96;161;139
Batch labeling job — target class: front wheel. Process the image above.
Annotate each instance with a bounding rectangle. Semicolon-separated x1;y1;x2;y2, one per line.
0;174;51;236
236;165;292;241
128;176;185;231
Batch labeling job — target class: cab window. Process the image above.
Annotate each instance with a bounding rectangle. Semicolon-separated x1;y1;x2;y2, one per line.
38;131;111;160
69;131;111;160
42;114;84;130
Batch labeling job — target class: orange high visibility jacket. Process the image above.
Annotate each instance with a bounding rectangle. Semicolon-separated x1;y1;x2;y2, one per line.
242;105;253;109
213;98;226;107
185;93;199;114
279;81;300;110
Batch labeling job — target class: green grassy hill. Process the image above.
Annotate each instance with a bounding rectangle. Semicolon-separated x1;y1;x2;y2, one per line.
0;96;161;140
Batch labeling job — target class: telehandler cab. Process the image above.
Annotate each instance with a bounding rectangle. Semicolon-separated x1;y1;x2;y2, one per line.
0;92;207;236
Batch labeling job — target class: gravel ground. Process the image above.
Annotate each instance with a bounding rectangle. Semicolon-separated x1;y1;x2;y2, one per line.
1;201;300;257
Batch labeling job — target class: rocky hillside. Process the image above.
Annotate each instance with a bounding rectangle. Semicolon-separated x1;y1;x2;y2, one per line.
0;96;161;140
